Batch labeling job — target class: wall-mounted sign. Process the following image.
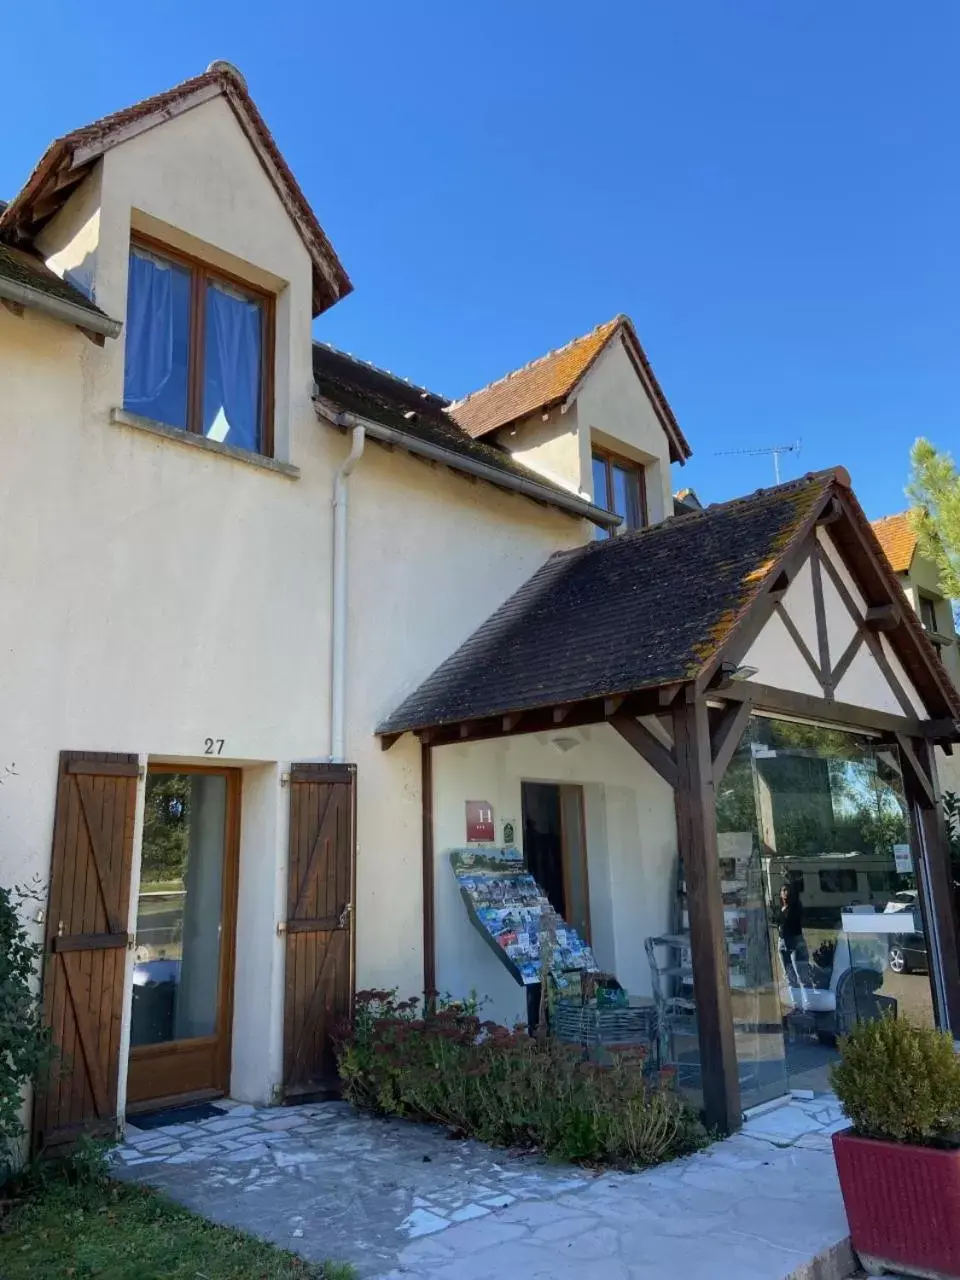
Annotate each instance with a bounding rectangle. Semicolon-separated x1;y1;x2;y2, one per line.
466;800;495;843
502;820;516;846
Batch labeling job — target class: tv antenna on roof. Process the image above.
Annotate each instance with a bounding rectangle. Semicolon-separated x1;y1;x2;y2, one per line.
713;440;802;485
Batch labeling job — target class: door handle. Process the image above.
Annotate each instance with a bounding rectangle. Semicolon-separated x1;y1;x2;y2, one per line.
337;902;352;929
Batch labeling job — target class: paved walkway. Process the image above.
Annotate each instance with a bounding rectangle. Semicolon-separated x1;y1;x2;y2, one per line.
113;1095;854;1279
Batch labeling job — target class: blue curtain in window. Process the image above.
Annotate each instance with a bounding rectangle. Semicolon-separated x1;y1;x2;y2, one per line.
123;249;190;429
203;281;263;453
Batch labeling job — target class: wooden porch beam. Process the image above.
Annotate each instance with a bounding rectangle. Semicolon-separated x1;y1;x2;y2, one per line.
829;630;864;689
380;731;403;752
710;698;753;784
421;741;436;1002
658;683;683;708
903;738;960;1034
609;713;679;789
719;680;928;737
774;602;824;689
809;550;832;695
697;520;827;693
865;603;901;632
672;695;741;1134
893;732;936;809
817;495;843;526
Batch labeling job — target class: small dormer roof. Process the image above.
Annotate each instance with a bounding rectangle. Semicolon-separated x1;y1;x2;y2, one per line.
448;314;692;464
0;64;351;318
872;511;919;575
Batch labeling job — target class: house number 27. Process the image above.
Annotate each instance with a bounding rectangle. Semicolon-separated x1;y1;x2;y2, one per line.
204;738;225;756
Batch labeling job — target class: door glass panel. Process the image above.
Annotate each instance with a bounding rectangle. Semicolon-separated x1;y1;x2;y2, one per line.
716;746;789;1108
130;772;227;1047
718;718;936;1104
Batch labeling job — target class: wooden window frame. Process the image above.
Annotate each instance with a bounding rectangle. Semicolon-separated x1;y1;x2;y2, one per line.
918;593;939;635
126;762;241;1110
591;445;648;534
127;232;276;459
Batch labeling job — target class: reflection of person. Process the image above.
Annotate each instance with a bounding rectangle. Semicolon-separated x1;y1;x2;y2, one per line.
776;881;809;986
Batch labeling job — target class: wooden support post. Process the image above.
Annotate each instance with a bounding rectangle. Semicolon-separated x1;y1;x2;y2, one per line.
904;739;960;1034
672;694;741;1134
421;741;436;1005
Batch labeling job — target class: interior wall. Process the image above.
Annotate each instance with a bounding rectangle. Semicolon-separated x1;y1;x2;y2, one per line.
231;762;287;1104
430;724;676;1028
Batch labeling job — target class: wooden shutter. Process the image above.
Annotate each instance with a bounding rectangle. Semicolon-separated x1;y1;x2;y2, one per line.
282;763;355;1100
33;751;138;1153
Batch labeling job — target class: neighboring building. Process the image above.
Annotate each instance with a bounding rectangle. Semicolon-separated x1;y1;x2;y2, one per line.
2;66;959;1146
873;511;960;793
872;512;960;684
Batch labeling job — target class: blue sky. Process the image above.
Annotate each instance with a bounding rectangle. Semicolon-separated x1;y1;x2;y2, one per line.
3;1;957;516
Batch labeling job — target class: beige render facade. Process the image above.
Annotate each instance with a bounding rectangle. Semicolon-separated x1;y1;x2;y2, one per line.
3;66;959;1143
0;67;679;1133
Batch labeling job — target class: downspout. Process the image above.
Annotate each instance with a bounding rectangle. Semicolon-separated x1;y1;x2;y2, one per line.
331;425;366;762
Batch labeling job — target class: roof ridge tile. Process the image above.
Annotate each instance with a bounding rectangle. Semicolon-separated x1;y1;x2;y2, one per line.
448;315;621;409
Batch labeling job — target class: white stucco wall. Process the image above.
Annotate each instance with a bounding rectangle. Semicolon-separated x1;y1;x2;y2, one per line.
576;338;673;525
36;167;103;302
344;441;585;1004
0;94;590;1110
503;404;584;495
430;725;676;1028
490;334;676;527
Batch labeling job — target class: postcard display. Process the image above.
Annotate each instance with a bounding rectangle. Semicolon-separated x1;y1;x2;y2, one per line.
676;832;772;997
449;848;599;986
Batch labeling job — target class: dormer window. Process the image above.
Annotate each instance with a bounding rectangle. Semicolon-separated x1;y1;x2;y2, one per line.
919;594;939;635
591;447;647;539
123;238;274;456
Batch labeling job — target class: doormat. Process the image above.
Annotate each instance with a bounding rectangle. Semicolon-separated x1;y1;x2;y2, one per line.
128;1102;228;1131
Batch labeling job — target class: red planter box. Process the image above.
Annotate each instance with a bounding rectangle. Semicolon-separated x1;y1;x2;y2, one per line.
833;1129;960;1278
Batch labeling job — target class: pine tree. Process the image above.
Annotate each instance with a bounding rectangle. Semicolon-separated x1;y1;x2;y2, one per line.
907;437;960;602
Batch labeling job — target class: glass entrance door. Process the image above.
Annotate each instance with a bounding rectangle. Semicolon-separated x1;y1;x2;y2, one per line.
126;767;239;1110
717;719;938;1108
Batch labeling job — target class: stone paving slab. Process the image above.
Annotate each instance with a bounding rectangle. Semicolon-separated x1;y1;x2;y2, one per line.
112;1095;855;1279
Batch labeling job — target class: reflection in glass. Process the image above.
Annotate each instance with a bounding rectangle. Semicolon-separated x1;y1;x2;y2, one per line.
717;719;935;1102
130;773;227;1047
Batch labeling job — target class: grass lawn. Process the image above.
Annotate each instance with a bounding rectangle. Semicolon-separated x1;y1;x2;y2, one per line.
0;1177;355;1280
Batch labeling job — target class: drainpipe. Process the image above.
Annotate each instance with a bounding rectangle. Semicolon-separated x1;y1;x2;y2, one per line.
330;425;366;762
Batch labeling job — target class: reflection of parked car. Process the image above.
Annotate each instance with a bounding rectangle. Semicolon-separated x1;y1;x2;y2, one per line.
884;891;927;974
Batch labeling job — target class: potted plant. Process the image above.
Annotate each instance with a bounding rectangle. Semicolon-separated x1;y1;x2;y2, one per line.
831;1015;960;1278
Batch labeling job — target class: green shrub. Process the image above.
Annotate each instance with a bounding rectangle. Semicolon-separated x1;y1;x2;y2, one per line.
0;882;50;1182
830;1015;960;1146
335;990;705;1168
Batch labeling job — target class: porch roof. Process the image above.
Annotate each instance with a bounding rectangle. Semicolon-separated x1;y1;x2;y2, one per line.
378;468;960;740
